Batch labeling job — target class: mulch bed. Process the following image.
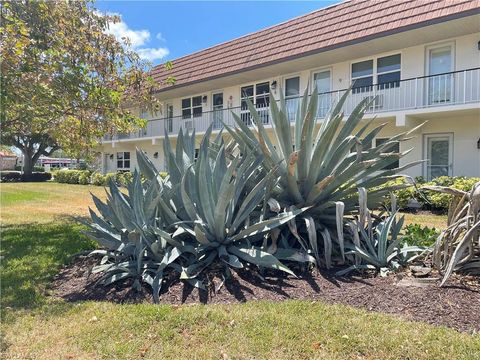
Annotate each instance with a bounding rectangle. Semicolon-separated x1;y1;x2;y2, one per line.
51;255;480;334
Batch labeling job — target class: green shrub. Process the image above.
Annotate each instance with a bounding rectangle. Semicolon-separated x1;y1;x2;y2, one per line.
78;172;91;185
90;172;106;186
115;171;133;186
104;173;116;185
421;177;480;211
54;170;92;184
1;171;52;182
401;223;439;247
55;170;79;184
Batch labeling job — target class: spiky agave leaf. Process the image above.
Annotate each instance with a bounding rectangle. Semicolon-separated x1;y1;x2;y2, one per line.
163;125;310;277
85;170;190;301
336;190;428;275
225;86;424;267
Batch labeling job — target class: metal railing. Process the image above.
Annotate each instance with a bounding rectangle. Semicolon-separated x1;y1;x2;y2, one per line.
104;67;480;142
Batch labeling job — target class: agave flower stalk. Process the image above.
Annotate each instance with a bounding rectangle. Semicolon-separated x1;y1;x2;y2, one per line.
424;181;480;285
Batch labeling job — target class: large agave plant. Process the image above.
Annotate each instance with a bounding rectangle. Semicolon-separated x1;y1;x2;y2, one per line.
87;125;314;302
84;170;188;300
157;125;312;279
424;181;480;285
224;86;423;267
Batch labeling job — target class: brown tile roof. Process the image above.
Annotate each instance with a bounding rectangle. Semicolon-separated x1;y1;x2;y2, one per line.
152;0;479;91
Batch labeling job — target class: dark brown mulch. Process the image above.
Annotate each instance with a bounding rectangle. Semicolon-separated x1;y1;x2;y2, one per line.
51;256;480;334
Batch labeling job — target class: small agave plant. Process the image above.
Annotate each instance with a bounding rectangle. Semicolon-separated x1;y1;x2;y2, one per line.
336;191;429;276
224;86;424;268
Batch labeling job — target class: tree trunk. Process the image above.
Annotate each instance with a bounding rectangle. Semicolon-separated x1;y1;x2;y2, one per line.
22;148;35;176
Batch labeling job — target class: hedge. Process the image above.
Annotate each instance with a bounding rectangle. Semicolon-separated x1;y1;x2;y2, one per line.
0;171;52;182
53;169;168;186
381;176;480;212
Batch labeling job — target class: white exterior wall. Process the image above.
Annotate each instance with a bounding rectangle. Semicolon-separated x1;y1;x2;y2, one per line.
99;32;480;177
149;33;479;112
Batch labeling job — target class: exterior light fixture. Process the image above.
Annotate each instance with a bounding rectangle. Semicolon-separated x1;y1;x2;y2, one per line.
109;154;114;160
271;80;277;90
478;41;480;50
202;95;207;104
153;152;159;159
477;137;480;149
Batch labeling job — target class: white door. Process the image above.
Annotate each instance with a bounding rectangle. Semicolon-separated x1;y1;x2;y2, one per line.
212;93;223;129
428;46;453;105
424;134;453;180
313;70;331;118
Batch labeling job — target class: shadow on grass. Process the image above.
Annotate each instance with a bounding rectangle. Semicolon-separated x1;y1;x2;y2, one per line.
0;220;95;312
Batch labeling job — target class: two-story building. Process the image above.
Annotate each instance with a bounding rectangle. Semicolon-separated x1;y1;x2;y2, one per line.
99;0;480;180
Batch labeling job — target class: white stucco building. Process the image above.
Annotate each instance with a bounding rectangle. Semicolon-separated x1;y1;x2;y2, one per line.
98;0;480;180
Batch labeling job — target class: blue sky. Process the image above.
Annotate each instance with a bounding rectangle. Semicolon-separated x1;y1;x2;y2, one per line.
95;1;340;65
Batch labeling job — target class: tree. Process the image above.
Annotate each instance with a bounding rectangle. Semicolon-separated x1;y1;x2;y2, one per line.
0;0;172;176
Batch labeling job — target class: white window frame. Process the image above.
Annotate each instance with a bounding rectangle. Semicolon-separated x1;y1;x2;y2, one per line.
181;96;202;119
240;82;270;107
116;151;131;171
350;53;402;91
425;42;455;105
423;133;454;180
284;75;301;99
310;67;332;94
425;41;455;77
240;82;270;125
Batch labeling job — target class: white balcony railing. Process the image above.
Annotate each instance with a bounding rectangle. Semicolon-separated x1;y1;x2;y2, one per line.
105;68;480;142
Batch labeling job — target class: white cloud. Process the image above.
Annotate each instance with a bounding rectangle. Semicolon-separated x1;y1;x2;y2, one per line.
136;47;170;61
105;17;150;48
104;12;169;62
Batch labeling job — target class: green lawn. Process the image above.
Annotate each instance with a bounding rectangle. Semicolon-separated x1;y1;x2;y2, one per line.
1;182;477;360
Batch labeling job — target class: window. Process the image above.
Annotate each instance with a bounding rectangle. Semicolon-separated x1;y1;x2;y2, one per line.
255;82;270;108
285;77;300;98
241;82;269;125
352;60;373;93
241;82;270;109
116;152;130;170
428;45;453;104
377;54;401;89
352;54;401;93
312;70;332;118
285;77;300;121
182;96;202;119
375;138;400;169
166;104;173;133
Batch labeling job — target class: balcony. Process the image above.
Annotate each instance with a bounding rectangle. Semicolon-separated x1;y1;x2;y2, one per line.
104;68;480;142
